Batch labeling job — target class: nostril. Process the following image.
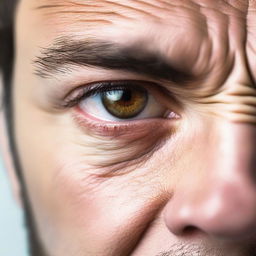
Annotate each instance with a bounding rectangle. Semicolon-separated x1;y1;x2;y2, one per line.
181;225;208;238
182;226;198;235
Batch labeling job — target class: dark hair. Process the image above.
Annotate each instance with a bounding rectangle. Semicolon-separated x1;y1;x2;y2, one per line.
0;0;17;116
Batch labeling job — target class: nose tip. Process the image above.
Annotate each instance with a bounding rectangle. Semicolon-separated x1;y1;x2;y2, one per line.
164;181;256;239
163;122;256;240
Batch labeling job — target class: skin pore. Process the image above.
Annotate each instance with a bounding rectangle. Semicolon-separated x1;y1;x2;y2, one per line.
8;0;256;255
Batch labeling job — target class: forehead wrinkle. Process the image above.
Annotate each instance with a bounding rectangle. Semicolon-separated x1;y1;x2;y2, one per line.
34;0;212;36
248;0;256;10
37;0;164;14
32;1;177;36
35;4;129;22
42;10;130;21
34;0;249;29
35;0;165;22
34;0;223;24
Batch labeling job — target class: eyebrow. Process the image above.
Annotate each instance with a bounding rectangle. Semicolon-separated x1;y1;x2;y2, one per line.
33;37;194;83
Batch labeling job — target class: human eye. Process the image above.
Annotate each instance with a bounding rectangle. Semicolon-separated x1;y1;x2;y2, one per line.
64;80;179;135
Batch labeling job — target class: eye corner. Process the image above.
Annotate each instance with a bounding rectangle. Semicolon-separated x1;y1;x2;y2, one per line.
165;111;181;120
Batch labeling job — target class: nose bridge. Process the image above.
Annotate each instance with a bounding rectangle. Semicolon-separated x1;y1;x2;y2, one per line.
214;123;256;185
164;122;256;239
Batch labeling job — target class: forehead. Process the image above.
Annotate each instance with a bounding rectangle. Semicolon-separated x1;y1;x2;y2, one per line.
17;0;256;54
16;0;252;55
19;0;251;34
30;0;250;14
16;0;256;84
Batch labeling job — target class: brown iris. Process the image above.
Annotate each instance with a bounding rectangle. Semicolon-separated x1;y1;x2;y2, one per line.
101;87;148;119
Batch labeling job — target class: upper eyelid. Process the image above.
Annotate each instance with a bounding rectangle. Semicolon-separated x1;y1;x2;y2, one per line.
62;80;163;108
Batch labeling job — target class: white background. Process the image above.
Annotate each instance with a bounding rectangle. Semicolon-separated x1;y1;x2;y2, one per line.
0;154;28;256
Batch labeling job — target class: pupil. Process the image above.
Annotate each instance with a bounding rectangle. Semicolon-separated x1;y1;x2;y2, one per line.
122;90;132;101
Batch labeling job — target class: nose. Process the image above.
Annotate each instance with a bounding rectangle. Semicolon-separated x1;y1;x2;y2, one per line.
164;122;256;239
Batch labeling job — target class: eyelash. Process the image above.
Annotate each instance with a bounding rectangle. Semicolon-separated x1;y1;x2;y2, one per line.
63;80;151;108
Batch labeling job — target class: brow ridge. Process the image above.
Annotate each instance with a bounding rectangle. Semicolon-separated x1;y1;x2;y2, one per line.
33;36;194;84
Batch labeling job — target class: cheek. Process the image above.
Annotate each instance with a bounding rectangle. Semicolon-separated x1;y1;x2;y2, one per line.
15;117;170;254
38;153;170;255
13;86;180;254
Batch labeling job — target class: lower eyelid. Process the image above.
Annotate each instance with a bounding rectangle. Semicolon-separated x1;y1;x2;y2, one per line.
72;106;174;138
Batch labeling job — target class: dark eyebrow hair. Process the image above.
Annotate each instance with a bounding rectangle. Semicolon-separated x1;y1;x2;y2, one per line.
33;37;194;83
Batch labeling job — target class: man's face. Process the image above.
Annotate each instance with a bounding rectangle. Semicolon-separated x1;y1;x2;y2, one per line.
12;0;256;255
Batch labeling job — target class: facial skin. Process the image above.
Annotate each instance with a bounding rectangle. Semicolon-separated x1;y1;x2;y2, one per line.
7;0;256;255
